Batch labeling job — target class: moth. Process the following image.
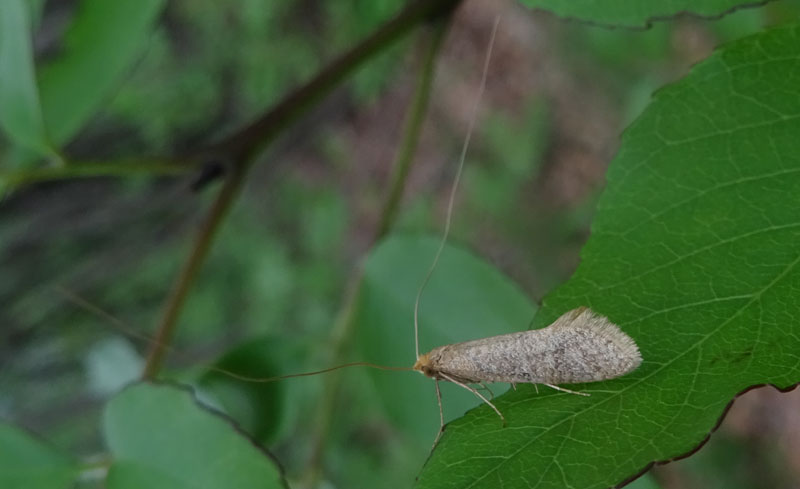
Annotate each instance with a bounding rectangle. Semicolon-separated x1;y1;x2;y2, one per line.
412;307;642;440
403;19;642;443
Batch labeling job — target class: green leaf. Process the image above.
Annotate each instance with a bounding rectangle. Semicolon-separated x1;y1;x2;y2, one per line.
358;236;537;447
519;0;765;27
417;22;800;489
199;339;289;443
0;423;78;489
37;0;165;145
0;0;54;157
104;382;286;489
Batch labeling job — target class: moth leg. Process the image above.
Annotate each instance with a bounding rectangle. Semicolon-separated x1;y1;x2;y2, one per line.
432;379;445;449
533;384;538;394
510;382;517;391
440;372;505;426
543;383;590;397
477;381;495;400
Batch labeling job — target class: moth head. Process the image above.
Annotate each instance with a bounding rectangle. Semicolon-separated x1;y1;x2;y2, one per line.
413;353;435;378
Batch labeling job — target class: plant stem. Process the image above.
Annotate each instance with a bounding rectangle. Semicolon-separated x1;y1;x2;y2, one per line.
141;163;246;379
374;14;449;240
140;0;462;379
0;159;187;188
302;17;453;487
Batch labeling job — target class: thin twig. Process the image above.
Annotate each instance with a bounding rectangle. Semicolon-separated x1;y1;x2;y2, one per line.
141;163;246;379
301;17;454;488
374;16;449;240
0;158;187;188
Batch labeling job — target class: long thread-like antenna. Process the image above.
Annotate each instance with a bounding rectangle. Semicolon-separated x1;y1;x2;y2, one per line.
208;362;413;383
413;17;500;360
58;287;413;382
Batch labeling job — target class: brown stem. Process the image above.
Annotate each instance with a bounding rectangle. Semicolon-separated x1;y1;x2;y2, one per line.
141;163;246;379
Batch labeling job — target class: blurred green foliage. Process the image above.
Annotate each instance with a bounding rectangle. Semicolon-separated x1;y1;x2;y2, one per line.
2;0;800;488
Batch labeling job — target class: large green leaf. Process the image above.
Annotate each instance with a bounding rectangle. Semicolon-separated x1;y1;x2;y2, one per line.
104;382;286;489
0;423;78;489
0;0;54;157
417;21;800;489
358;236;537;447
37;0;164;145
520;0;767;27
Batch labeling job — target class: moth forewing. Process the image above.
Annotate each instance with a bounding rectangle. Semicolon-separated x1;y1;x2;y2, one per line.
414;307;642;386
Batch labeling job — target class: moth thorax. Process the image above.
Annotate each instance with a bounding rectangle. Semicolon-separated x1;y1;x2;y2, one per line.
413;353;435;378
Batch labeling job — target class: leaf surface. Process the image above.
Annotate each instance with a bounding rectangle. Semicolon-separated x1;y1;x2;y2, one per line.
0;423;78;489
104;382;285;489
199;338;288;443
0;0;53;157
417;22;800;489
37;0;164;145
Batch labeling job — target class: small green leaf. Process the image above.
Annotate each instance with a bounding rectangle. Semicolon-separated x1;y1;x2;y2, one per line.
417;22;800;489
519;0;765;27
0;423;78;489
0;0;53;157
358;236;537;446
104;382;286;489
199;339;289;443
38;0;165;145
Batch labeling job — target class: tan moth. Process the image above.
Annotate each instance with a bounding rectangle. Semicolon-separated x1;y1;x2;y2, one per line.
406;16;642;443
412;307;641;437
414;308;641;389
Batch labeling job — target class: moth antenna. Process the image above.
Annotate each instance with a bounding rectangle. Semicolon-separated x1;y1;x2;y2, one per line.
57;286;412;382
413;16;501;360
211;362;413;383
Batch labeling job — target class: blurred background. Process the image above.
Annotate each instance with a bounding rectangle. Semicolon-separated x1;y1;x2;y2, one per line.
2;0;800;487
